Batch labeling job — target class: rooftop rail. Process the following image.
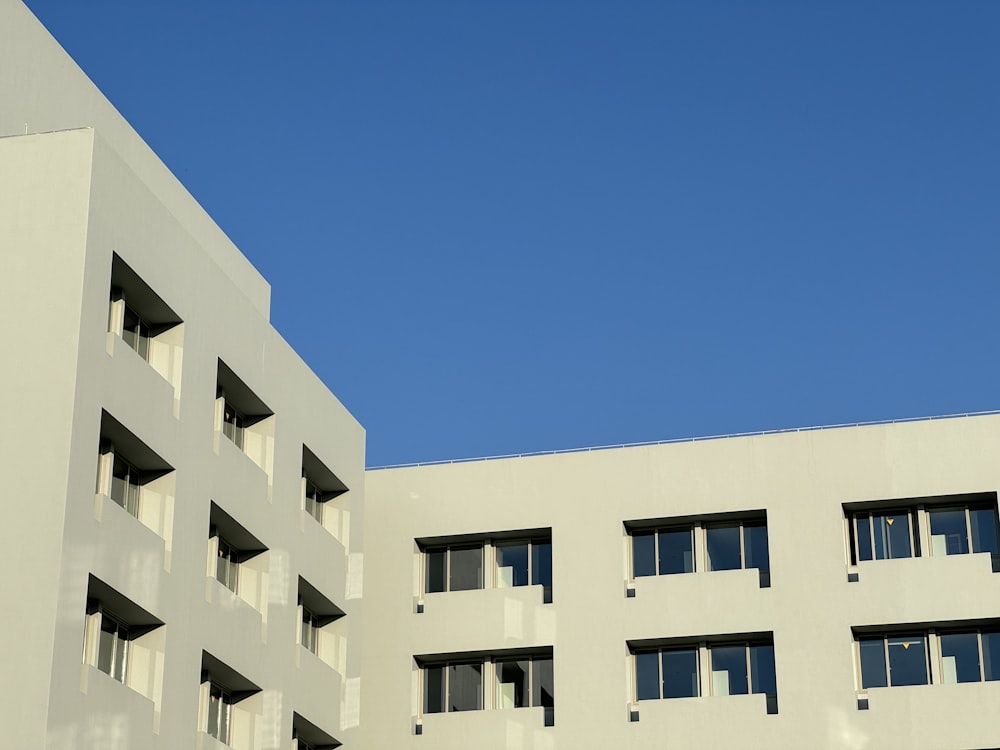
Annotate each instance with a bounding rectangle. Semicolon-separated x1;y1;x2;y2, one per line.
366;409;1000;471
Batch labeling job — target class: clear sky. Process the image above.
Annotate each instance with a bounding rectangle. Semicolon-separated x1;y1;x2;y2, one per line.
23;1;1000;467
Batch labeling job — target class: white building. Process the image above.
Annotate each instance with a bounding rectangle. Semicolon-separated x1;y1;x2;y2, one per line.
3;2;1000;749
363;415;1000;749
1;2;364;748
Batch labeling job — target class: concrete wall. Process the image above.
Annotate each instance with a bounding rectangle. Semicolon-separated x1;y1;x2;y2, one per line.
0;128;95;750
0;3;367;747
363;416;1000;749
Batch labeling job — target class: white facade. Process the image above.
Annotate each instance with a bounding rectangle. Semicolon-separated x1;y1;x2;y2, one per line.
363;416;1000;749
0;2;364;749
4;2;1000;750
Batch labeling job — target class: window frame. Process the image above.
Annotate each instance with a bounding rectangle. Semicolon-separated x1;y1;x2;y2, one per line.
301;605;319;655
632;638;777;706
206;682;233;744
304;477;324;525
222;400;246;450
109;452;142;518
628;515;769;585
95;608;130;684
120;300;151;361
846;494;1000;567
215;536;240;594
421;653;554;717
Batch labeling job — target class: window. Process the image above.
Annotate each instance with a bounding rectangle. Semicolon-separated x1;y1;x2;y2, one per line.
216;537;239;593
301;606;319;654
216;360;274;474
421;651;555;723
940;630;1000;683
495;656;554;711
208;502;268;609
200;652;261;749
629;513;769;587
96;411;173;526
425;662;483;713
222;401;245;450
929;506;999;557
301;447;349;528
632;637;777;712
121;301;151;360
292;713;341;750
857;625;1000;690
298;577;346;661
207;683;233;743
109;453;141;517
858;633;929;687
426;545;483;592
851;509;916;562
636;648;698;700
496;539;552;600
304;479;323;524
95;610;129;683
82;576;164;696
847;494;1000;567
107;254;183;386
421;530;553;601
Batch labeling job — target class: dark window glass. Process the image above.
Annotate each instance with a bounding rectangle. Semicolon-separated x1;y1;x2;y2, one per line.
983;632;1000;681
929;509;969;555
750;643;777;696
940;632;981;683
216;538;238;592
633;532;655;577
496;660;529;708
222;402;245;450
496;543;529;587
743;524;770;573
635;651;660;700
873;512;912;560
531;541;552;589
887;635;928;686
706;526;742;571
304;479;323;523
424;665;445;713
301;608;318;654
970;507;1000;555
110;455;140;517
711;645;748;695
97;615;117;677
426;549;447;593
855;515;873;562
661;649;698;698
658;528;694;575
122;303;150;360
532;657;554;708
448;663;482;711
859;638;887;688
208;685;231;742
449;547;483;591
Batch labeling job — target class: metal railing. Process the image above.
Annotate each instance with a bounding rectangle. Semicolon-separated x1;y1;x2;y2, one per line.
366;409;1000;471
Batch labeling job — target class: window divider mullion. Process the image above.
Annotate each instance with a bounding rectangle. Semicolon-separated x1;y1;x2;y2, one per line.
883;636;890;686
739;523;746;569
977;629;985;682
745;642;751;694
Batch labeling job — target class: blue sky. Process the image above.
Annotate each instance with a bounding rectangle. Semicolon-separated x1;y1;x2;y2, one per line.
24;1;1000;466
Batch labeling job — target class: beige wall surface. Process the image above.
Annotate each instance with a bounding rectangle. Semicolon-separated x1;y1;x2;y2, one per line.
0;2;368;745
0;128;95;749
363;415;1000;749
